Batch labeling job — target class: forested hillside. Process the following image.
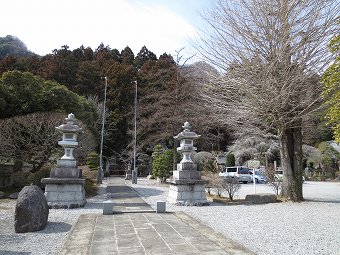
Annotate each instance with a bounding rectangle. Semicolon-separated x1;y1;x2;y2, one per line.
0;35;35;58
0;38;229;163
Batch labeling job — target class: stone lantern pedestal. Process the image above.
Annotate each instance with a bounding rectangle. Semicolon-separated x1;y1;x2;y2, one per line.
41;114;86;208
167;122;208;206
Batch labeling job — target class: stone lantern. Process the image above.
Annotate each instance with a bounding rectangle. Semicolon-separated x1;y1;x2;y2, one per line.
167;122;208;206
54;113;82;175
42;113;86;208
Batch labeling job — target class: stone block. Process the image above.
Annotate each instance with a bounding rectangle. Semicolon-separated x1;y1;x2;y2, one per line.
193;191;204;200
61;192;76;201
168;189;180;200
181;192;193;200
57;159;77;168
75;191;85;201
245;193;277;204
44;184;57;192
50;167;81;178
167;182;208;206
173;170;200;180
156;201;166;213
103;200;113;215
193;184;205;192
167;196;176;204
44;182;86;208
45;191;58;202
176;185;192;192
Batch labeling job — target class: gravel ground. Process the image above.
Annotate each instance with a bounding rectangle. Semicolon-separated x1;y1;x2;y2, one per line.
126;179;340;255
0;179;339;255
0;183;107;255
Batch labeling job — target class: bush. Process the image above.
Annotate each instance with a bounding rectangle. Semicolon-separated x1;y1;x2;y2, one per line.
203;159;219;173
11;171;29;188
202;172;217;195
265;167;282;195
193;151;214;171
226;153;235;167
152;145;173;180
203;173;241;200
86;152;99;171
335;171;340;180
84;177;97;196
221;177;241;201
27;165;51;188
203;172;224;196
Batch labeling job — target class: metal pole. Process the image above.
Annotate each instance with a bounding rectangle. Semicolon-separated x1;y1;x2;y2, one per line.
253;170;256;194
98;76;108;184
132;80;138;184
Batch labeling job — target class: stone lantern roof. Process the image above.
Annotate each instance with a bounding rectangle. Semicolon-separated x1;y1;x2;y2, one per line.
174;121;200;141
55;113;82;134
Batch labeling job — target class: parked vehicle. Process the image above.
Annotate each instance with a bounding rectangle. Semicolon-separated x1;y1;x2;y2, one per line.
219;166;252;184
249;169;268;183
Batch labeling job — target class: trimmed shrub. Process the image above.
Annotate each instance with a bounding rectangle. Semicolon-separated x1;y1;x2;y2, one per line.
86;152;99;171
152;145;173;180
226;153;235;167
84;177;97;196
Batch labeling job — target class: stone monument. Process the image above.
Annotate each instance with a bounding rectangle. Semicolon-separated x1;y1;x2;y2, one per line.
167;122;208;205
41;113;86;208
15;185;49;233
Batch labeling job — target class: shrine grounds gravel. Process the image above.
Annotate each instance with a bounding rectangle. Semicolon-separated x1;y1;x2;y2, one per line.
126;179;340;255
0;179;339;255
0;184;107;255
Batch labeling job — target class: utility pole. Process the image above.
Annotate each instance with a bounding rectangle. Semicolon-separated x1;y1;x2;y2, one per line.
98;76;108;184
132;80;138;184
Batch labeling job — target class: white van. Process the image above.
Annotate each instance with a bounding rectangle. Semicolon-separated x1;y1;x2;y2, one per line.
219;166;252;184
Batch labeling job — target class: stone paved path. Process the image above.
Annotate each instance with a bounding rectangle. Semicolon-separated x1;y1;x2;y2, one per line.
59;177;254;255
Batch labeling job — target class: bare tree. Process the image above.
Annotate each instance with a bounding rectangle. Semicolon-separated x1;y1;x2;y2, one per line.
0;112;64;172
265;167;283;196
0;112;96;172
195;0;339;201
221;177;241;201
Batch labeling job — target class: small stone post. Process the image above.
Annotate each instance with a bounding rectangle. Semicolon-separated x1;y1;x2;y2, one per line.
167;122;208;206
41;113;86;208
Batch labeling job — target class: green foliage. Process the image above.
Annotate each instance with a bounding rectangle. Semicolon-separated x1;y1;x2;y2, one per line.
152;145;173;179
0;71;97;130
86;152;99;171
226;153;235;167
27;165;51;188
136;153;152;176
84;176;97;196
322;31;340;143
0;40;228;159
318;142;340;169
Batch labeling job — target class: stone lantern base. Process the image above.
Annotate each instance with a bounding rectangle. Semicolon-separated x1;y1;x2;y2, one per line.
41;178;86;209
167;179;209;206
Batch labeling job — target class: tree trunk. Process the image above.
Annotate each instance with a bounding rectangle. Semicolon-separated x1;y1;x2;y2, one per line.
279;124;304;201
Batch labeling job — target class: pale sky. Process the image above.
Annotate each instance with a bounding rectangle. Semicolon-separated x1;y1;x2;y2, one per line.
1;0;210;58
